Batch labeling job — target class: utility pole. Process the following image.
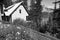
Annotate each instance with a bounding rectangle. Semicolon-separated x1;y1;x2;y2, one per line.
0;1;4;21
59;1;60;8
53;0;57;16
0;2;4;14
53;0;60;18
54;0;57;10
52;0;57;27
53;0;60;27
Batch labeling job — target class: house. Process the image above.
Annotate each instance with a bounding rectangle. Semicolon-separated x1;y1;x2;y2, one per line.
3;1;28;23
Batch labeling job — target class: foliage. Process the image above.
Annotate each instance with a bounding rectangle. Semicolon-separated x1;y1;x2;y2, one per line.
13;19;27;27
12;19;38;31
27;0;42;29
3;0;13;8
0;23;34;40
3;0;22;8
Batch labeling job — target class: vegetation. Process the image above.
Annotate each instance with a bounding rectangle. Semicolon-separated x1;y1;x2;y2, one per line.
0;22;34;40
12;19;38;31
0;0;60;39
28;0;42;27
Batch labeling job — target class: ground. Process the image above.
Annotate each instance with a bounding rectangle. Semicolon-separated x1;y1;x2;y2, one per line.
0;21;59;40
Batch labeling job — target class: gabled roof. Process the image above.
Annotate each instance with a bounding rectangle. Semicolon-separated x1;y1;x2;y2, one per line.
4;1;28;16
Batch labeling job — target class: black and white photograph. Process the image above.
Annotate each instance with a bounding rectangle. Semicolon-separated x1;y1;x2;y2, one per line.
0;0;60;40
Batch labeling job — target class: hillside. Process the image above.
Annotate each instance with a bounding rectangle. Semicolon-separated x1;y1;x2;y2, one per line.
0;21;59;40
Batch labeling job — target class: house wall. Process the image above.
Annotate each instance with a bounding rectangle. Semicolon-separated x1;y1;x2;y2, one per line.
12;5;28;22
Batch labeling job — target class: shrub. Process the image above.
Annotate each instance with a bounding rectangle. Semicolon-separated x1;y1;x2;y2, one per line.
0;23;34;40
12;19;39;31
12;19;27;27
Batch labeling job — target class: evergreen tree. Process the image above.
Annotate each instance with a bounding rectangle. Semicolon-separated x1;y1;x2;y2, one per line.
28;0;42;28
3;0;12;8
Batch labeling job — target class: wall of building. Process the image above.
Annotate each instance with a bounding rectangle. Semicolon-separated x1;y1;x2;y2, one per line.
12;5;28;22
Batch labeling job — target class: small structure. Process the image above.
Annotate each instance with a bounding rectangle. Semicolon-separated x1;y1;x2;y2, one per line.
3;2;28;23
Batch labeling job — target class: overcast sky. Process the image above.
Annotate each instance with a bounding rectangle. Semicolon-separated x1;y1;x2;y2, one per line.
41;0;59;8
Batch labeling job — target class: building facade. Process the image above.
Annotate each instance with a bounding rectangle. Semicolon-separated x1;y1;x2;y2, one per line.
4;2;28;22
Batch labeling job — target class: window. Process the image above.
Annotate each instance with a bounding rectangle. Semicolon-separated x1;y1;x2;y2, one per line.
19;9;21;13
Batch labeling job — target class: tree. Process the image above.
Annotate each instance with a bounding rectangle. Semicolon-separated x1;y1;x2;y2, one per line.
3;0;12;8
3;0;22;8
28;0;42;29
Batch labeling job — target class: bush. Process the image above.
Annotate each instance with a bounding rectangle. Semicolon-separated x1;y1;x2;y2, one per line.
0;23;34;40
12;19;39;31
12;19;27;27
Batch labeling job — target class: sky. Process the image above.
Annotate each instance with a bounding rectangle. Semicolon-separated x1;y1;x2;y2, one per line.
41;0;59;9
